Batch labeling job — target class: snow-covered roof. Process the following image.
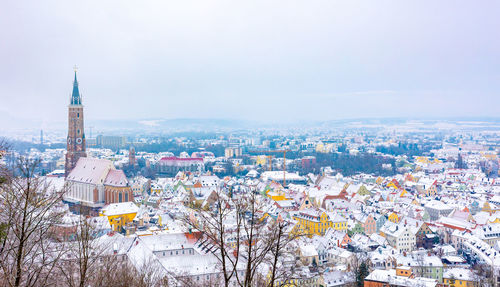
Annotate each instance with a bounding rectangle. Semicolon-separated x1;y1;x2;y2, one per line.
443;268;475;281
101;202;139;216
104;169;129;187
66;157;114;185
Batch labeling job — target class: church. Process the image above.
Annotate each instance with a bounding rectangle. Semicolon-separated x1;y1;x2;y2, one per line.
63;70;132;214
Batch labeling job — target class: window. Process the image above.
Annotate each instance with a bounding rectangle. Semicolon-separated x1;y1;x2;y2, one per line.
77;113;80;118
119;193;122;203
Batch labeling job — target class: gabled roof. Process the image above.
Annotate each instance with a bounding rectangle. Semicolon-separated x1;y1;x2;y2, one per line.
104;169;129;187
67;157;114;184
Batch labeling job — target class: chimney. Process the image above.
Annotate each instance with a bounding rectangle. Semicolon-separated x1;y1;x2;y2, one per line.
403;251;407;257
427;251;431;257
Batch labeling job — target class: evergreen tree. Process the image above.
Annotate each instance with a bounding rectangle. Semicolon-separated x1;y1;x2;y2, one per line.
356;261;369;287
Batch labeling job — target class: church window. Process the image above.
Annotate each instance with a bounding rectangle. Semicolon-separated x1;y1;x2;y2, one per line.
77;129;80;134
125;193;129;202
119;193;122;203
77;113;79;118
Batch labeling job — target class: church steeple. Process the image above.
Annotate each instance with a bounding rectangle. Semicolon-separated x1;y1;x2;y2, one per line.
66;68;86;177
71;69;82;105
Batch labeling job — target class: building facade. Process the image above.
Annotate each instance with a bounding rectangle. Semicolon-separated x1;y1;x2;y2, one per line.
157;156;204;176
64;158;133;214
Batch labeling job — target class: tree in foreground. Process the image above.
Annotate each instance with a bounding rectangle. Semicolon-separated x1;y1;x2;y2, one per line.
345;252;370;287
183;188;302;287
0;156;66;287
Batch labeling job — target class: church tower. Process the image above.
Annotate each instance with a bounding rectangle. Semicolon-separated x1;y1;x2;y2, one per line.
65;69;87;177
129;146;136;166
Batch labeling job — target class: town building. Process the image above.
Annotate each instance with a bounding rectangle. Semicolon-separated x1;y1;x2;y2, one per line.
157;156;204;176
64;157;133;214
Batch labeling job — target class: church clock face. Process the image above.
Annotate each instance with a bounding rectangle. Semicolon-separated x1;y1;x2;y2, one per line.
76;138;82;144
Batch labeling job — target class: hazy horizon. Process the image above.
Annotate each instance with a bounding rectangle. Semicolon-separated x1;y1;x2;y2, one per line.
1;0;499;130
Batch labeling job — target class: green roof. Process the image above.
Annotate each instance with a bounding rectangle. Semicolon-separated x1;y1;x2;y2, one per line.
70;71;82;105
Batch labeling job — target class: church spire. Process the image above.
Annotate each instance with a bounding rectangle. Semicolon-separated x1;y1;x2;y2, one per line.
71;67;82;105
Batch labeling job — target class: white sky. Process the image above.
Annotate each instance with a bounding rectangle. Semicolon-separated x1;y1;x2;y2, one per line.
0;0;499;128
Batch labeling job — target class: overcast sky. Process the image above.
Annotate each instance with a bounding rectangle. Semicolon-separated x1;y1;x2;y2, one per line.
1;0;499;128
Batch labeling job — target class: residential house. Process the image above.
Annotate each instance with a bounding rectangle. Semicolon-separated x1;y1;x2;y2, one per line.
380;222;416;253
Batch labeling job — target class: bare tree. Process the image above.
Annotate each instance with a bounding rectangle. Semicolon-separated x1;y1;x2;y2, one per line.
265;219;302;287
53;207;153;287
91;255;136;287
238;191;274;287
472;264;495;287
414;253;426;278
0;140;11;253
56;211;109;287
183;188;243;287
345;252;370;287
130;255;175;287
183;188;303;287
0;157;66;287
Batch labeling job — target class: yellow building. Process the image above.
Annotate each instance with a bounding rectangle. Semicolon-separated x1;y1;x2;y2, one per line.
150;184;163;195
100;202;139;232
415;156;442;165
267;190;287;201
396;266;413;278
315;142;335;153
269;271;322;287
388;212;399;223
293;209;347;236
443;268;476;287
256;155;269;167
